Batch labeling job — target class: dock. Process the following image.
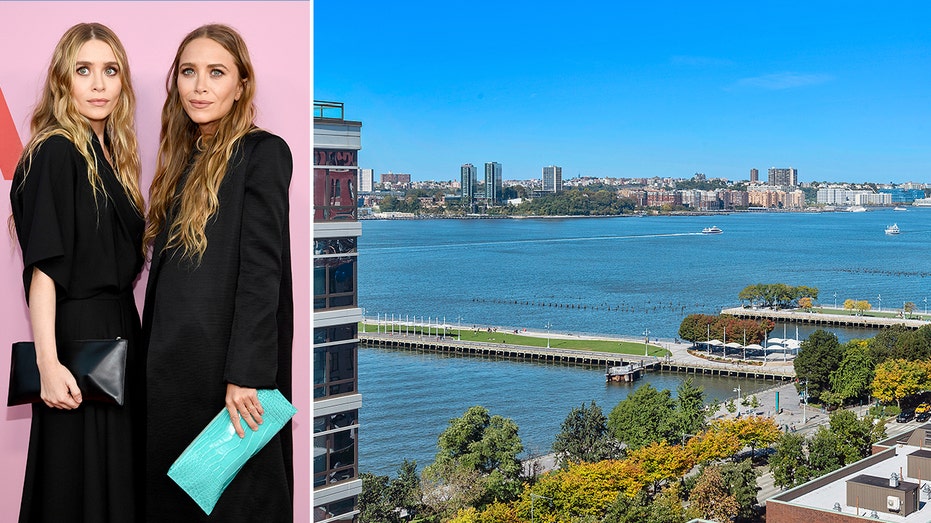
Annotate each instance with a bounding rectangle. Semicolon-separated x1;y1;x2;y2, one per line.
359;332;794;381
606;363;645;382
721;307;929;330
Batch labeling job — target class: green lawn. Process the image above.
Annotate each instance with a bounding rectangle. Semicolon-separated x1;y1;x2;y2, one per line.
808;307;929;321
359;323;670;357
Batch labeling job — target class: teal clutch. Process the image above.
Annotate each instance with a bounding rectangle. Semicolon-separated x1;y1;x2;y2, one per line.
167;388;297;514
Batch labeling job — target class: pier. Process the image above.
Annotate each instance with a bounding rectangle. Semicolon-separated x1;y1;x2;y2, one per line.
721;307;929;330
360;332;794;381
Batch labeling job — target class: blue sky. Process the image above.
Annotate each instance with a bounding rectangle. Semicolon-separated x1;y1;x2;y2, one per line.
314;2;930;184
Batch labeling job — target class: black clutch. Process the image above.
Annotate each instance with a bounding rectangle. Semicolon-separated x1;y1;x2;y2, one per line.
7;339;128;407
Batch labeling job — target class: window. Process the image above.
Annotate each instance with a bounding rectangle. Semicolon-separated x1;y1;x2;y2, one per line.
314;256;356;310
314;324;357;345
314;410;359;489
314;168;357;221
313;343;356;399
314;237;357;256
313;496;358;522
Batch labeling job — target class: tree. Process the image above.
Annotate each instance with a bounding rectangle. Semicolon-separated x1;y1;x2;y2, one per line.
905;301;917;318
608;383;677;450
807;427;845;475
360;472;401;523
713;416;781;458
552;401;617;468
872;359;931;408
794;329;843;402
359;460;423;523
871;324;931;362
424;406;524;510
677;314;772;344
646;485;687;523
391;460;423;520
603;490;651;523
798;296;813;311
843;298;857;313
720;459;760;519
671;378;707;440
737;283;818;309
687;465;739;522
827;410;885;463
829;340;874;404
770;432;811;489
685;428;742;464
625;441;695;494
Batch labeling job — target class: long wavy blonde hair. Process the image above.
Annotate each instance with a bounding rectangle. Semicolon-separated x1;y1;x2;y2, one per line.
145;24;257;263
15;22;142;212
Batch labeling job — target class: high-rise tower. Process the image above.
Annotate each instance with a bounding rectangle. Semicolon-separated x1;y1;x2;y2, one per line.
485;161;502;203
543;165;562;193
313;100;362;522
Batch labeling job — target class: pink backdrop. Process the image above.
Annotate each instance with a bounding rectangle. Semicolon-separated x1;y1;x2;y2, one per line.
0;2;311;520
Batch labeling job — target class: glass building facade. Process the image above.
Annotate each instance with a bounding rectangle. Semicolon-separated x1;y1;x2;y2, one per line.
313;101;362;522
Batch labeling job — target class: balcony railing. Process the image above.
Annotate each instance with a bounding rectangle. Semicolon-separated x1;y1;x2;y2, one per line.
314;100;344;120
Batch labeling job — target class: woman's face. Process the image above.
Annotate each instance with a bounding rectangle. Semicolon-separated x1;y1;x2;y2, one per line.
177;37;243;135
71;39;122;136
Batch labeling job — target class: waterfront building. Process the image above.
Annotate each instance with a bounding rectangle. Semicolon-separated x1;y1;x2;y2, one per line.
542;165;563;193
750;168;759;182
358;168;373;193
645;189;682;208
380;172;411;187
461;163;477;206
877;187;926;203
720;189;750;209
313;100;362;522
768;426;931;521
816;186;850;206
767;167;798;187
817;187;892;206
854;192;892;206
748;186;805;208
485;161;503;203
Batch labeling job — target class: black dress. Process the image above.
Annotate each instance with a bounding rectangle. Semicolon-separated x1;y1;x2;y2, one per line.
142;131;294;522
9;134;145;523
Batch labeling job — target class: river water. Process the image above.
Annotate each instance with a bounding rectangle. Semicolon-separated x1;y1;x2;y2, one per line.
357;209;931;475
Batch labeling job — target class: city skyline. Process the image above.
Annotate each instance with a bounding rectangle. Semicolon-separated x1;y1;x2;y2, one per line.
314;1;931;184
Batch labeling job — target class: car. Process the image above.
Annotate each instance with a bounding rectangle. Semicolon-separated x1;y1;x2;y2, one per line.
916;403;931;414
897;410;915;423
917;411;931;422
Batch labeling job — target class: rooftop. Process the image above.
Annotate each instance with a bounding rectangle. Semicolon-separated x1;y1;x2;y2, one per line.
772;427;931;522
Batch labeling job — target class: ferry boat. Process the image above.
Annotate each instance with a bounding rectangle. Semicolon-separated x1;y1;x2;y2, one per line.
885;223;901;235
702;226;723;234
846;205;867;212
914;198;931;207
894;206;908;211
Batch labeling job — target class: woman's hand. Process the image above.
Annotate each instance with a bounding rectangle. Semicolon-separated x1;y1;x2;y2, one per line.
38;361;82;409
225;383;264;438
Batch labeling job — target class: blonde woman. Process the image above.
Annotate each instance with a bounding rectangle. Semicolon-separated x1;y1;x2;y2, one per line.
9;23;145;522
142;24;293;521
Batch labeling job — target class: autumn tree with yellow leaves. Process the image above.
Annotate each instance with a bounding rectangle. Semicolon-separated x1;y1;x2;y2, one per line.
872;358;931;407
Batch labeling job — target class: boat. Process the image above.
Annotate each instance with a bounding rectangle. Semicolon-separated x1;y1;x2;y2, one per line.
894;206;908;211
846;205;867;212
885;223;900;235
702;226;723;234
914;198;931;207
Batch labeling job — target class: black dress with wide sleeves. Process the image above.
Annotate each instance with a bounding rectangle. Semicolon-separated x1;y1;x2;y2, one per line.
143;130;294;522
9;134;145;523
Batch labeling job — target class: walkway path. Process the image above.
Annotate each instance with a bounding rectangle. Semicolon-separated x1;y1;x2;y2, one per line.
512;327;796;378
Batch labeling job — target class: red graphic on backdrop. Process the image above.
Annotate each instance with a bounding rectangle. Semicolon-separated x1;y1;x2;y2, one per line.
0;86;24;180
